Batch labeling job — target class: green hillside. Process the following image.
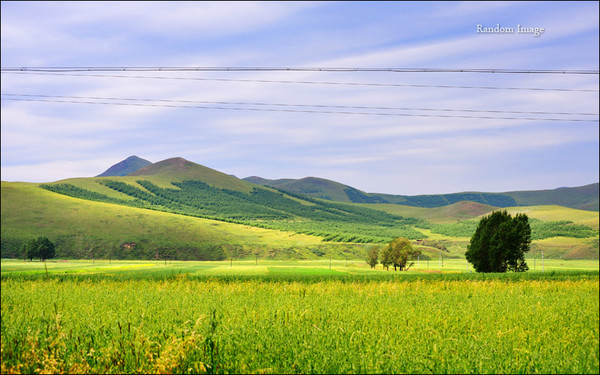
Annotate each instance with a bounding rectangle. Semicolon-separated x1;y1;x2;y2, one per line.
371;185;598;211
36;158;425;245
2;158;598;261
357;201;497;223
39;181;423;244
1;181;370;260
245;175;598;211
358;201;598;259
130;157;254;192
244;176;385;203
505;183;599;211
244;176;296;187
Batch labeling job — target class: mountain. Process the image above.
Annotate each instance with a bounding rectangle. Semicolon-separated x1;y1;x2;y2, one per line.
97;156;152;177
244;176;599;211
39;157;423;245
129;157;252;192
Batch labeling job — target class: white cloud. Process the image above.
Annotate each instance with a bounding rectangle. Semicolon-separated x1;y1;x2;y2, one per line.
1;1;597;193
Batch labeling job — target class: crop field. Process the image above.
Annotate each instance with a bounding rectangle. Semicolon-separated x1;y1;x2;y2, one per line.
1;260;599;374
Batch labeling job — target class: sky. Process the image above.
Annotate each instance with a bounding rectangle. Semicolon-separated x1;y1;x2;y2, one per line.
1;1;598;195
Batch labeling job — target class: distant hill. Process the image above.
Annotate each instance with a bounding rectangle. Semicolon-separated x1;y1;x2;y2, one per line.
97;156;151;177
244;176;296;187
245;176;598;211
244;176;386;203
505;184;599;211
353;201;498;224
372;184;599;211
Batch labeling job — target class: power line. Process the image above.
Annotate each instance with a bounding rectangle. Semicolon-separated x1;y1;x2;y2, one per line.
2;93;597;117
3;71;597;93
2;96;597;122
1;66;598;74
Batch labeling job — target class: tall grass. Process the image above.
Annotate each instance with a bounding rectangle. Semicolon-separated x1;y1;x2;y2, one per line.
2;274;598;374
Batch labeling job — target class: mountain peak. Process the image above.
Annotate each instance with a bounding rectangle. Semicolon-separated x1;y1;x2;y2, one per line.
128;157;252;192
96;156;152;177
128;157;196;176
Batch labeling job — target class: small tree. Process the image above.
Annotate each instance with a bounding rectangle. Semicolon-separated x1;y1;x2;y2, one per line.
37;237;56;261
24;237;56;261
380;245;393;270
25;238;39;261
466;210;531;273
383;237;421;271
366;246;379;269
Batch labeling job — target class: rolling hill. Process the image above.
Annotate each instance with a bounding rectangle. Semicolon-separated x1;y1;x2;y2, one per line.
245;176;386;203
2;157;598;260
35;158;427;244
504;183;599;211
244;176;599;211
0;181;366;261
129;157;253;192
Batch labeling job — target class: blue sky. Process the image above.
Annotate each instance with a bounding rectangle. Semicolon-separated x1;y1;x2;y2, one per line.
1;1;598;195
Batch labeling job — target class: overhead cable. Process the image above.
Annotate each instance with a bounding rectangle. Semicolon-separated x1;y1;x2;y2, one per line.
2;96;597;122
1;66;598;74
2;93;597;117
3;71;597;93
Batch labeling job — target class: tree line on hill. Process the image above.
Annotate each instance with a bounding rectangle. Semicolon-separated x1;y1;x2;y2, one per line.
39;180;597;247
40;180;424;244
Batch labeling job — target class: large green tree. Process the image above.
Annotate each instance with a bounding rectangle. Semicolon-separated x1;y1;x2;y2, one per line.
466;210;531;272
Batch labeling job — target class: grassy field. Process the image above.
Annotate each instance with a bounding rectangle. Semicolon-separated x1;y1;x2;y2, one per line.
1;258;599;279
2;260;599;373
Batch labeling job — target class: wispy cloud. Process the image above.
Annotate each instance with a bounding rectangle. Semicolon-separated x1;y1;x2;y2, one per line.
1;1;598;195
